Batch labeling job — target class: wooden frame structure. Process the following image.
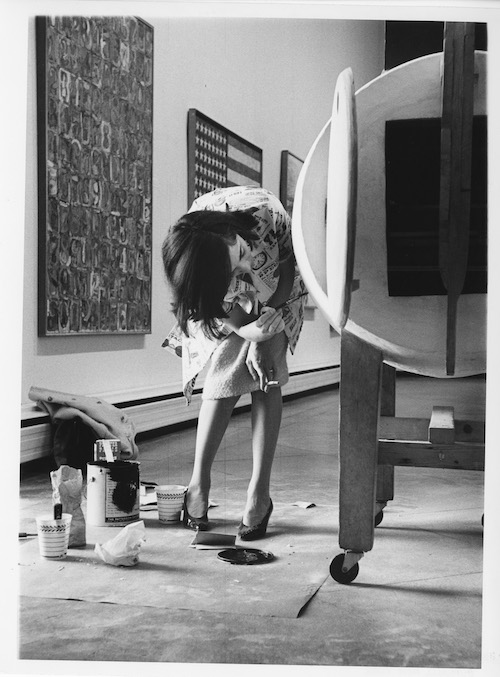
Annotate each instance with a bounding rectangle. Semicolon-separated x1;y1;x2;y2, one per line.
334;331;485;581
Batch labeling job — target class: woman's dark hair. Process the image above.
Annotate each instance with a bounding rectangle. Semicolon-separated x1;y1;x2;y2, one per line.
162;208;258;339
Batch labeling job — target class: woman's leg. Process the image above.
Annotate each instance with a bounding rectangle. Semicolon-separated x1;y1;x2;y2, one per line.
186;395;240;518
242;386;283;526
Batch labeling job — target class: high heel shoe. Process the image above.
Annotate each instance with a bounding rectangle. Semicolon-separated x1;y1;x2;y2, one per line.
238;499;273;541
182;495;209;531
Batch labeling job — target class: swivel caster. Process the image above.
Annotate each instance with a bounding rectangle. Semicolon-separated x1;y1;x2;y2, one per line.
374;510;384;527
329;552;362;584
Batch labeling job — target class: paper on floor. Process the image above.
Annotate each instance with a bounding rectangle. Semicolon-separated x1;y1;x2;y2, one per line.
95;520;146;566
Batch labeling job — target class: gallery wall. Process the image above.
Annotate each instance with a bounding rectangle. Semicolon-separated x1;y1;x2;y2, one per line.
21;15;385;408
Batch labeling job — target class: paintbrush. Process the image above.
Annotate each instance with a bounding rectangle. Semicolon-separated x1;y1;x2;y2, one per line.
274;292;308;310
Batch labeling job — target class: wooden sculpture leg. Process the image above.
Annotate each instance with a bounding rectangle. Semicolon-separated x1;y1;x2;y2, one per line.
376;365;396;515
338;331;383;553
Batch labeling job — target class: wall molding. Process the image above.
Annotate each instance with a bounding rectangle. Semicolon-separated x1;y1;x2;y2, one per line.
20;366;340;464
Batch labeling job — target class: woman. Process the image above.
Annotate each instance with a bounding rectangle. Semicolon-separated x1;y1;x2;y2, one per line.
162;185;306;539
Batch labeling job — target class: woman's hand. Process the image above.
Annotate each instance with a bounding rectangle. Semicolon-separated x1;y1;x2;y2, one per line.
246;341;279;392
223;304;284;343
256;306;285;335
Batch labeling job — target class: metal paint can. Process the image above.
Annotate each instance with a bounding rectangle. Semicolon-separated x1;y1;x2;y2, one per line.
86;460;140;527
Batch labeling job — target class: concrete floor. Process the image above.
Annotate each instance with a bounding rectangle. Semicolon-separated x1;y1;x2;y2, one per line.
14;374;494;672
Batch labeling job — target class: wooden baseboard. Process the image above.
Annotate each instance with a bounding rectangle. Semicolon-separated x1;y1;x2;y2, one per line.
20;366;340;464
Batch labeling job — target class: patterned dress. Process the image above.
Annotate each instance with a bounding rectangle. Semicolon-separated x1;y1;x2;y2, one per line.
163;185;306;403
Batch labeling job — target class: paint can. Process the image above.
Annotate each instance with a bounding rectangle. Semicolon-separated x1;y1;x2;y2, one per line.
86;460;140;527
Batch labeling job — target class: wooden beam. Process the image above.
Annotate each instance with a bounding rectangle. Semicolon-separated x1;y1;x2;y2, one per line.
378;440;484;471
379;415;485;443
377;365;396;502
439;22;476;375
338;331;383;552
428;406;455;444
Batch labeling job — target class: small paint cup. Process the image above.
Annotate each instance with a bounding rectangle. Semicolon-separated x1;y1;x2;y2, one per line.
156;485;186;523
36;514;73;559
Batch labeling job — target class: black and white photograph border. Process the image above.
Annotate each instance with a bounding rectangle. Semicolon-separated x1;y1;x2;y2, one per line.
2;1;500;677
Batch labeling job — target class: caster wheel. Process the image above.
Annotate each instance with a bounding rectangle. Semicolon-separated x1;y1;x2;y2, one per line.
374;510;384;527
329;554;359;584
481;514;484;527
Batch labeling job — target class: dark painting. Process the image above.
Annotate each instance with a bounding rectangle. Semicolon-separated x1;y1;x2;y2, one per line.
36;16;153;335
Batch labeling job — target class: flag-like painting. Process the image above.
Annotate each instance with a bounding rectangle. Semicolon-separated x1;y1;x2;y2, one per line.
187;109;263;206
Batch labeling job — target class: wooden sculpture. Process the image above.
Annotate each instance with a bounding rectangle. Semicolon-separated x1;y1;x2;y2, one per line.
292;23;486;582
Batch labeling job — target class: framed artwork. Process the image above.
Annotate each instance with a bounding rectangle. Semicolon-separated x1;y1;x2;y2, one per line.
187;109;263;206
280;150;304;216
36;16;154;336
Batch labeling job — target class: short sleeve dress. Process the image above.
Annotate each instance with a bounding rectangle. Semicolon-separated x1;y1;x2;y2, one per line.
162;186;306;403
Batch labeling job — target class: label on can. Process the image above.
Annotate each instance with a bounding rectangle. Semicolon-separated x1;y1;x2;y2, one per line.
104;471;139;522
94;439;120;462
86;461;140;527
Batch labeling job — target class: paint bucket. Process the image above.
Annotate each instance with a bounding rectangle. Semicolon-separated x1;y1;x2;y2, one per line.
86;461;140;527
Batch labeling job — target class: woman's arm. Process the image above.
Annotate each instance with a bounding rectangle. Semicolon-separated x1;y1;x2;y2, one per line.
266;256;295;309
222;304;284;343
221;251;295;341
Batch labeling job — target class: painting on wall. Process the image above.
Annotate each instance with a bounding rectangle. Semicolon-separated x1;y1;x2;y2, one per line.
280;150;303;216
35;16;154;336
187;109;263;207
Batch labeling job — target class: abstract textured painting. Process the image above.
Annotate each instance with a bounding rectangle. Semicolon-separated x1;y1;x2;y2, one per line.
36;16;153;335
